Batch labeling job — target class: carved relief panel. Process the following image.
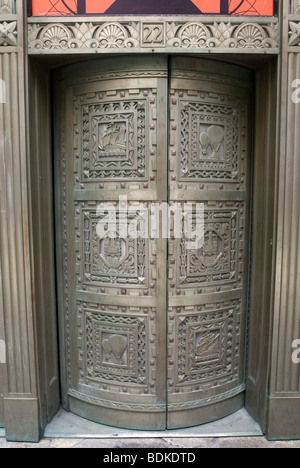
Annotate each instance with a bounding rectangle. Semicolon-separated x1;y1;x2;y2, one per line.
81;98;149;180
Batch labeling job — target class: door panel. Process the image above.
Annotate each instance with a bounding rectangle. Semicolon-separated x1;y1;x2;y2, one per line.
55;57;168;430
55;56;253;430
167;57;252;428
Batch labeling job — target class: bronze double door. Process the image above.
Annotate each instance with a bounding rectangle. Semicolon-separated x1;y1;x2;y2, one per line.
55;56;253;430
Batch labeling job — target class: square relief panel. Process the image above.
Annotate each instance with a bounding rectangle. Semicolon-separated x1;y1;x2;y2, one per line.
79;208;149;288
176;204;245;288
84;309;148;385
80;97;149;180
179;100;240;181
175;302;240;386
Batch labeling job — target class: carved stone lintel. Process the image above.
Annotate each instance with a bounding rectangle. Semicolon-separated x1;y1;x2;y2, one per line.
27;20;279;53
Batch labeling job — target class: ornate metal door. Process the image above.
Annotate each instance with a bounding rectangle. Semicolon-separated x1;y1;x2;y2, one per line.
55;56;252;430
167;57;252;428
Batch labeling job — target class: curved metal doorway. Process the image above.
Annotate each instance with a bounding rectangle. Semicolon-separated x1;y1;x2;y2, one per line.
54;55;253;430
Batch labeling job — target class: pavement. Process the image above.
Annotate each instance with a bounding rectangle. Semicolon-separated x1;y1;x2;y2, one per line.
0;436;300;448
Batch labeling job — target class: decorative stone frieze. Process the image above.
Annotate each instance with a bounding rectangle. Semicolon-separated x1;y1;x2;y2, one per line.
27;19;279;53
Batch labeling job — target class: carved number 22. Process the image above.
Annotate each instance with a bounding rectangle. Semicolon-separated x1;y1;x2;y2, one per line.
143;26;163;44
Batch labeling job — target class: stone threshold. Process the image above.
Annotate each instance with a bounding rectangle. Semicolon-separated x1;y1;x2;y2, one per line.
41;408;262;439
